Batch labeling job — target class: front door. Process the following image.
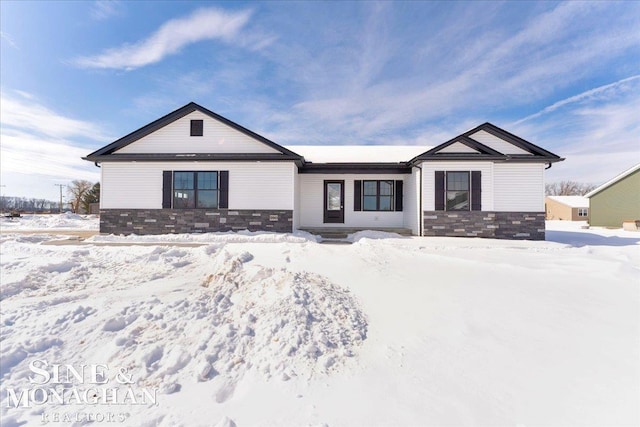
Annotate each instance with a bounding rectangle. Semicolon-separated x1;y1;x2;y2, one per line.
324;180;344;223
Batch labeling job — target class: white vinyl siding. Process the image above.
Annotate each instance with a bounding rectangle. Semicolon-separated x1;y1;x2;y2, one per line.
422;161;494;211
437;142;479;153
469;130;532;155
298;174;404;228
101;162;295;210
116;111;280;154
293;169;300;231
403;168;421;235
493;163;544;211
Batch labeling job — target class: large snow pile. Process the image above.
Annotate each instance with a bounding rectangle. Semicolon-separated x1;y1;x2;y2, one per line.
0;212;99;230
1;242;366;425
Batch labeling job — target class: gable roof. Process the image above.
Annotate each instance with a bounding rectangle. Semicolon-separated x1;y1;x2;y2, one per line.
83;102;303;162
83;105;563;171
409;122;564;164
417;134;503;157
546;195;589;208
584;163;640;198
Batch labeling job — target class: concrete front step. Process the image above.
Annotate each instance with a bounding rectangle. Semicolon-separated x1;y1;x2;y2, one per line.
299;227;413;239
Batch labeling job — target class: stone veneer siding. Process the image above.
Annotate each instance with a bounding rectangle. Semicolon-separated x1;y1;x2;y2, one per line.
423;211;545;240
100;209;293;235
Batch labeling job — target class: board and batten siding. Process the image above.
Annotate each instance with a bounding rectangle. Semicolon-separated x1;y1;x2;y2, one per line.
116;111;280;154
470;130;532;155
422;162;494;211
437;142;479;153
298;174;404;228
493;163;544;211
101;162;295;210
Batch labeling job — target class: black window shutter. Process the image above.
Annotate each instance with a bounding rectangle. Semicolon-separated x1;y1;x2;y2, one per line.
435;171;445;211
395;180;403;211
162;171;172;208
219;171;229;209
354;180;362;211
471;171;481;211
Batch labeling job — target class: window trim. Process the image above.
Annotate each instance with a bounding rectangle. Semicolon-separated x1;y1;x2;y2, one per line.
190;119;204;137
578;208;588;217
361;180;395;212
445;171;471;211
172;171;219;209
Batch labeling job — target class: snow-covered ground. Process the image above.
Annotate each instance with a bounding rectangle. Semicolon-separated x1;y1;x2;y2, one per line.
0;213;99;231
1;221;638;426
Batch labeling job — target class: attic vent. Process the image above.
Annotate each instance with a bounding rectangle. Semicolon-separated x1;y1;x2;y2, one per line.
190;119;203;137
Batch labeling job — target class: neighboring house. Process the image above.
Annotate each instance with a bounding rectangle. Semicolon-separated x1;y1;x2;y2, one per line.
545;196;589;221
585;164;640;228
83;102;563;240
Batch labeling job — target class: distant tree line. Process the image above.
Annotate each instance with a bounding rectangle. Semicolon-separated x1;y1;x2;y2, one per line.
545;181;596;196
0;196;60;213
1;180;100;214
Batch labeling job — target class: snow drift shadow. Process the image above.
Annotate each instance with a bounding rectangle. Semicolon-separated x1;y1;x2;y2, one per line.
546;230;640;247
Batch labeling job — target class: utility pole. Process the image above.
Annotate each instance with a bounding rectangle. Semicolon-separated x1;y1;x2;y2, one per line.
54;184;65;214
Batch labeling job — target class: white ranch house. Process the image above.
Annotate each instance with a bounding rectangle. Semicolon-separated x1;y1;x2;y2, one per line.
84;102;563;239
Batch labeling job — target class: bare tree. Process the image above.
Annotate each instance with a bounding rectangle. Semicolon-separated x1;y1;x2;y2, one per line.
81;182;100;214
67;180;93;213
545;181;597;196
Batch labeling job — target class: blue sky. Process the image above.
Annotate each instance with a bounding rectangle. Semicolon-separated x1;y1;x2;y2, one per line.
1;1;639;200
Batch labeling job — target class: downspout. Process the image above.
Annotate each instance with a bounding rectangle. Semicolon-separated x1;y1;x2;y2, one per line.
545;162;552;170
94;162;101;168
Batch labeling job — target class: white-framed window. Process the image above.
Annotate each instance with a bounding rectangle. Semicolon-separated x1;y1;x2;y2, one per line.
578;208;588;217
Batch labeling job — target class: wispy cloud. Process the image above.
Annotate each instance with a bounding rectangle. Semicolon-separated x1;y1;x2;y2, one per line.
0;31;18;49
0;131;99;181
91;0;121;21
514;75;640;124
244;1;640;151
13;89;34;100
1;92;112;141
510;77;640;185
74;7;252;70
0;92;107;196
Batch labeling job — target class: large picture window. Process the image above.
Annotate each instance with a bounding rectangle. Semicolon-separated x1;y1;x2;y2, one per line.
363;180;394;211
173;171;219;208
446;171;470;211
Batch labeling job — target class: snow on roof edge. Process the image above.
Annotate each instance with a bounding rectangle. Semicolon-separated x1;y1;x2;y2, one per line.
546;195;589;208
283;145;431;163
584;163;640;198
